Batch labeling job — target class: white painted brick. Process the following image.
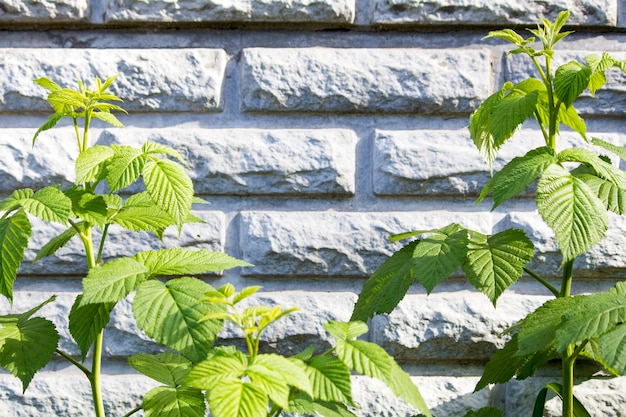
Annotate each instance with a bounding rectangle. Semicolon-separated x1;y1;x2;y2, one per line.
505;51;626;117
240;48;491;114
371;0;618;26
106;0;355;24
0;0;89;23
238;211;493;276
101;128;357;196
0;49;226;113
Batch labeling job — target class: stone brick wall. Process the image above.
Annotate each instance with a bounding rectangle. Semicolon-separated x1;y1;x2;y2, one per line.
1;1;626;416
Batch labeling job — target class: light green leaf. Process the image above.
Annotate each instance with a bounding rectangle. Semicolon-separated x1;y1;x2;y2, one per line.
596;323;626;375
68;295;114;360
387;361;432;417
246;358;291;410
75;145;114;184
143;159;194;227
558;148;626;189
106;145;146;192
0;187;71;225
128;352;193;387
64;188;108;227
412;224;468;293
142;386;205;417
134;248;251;278
252;354;313;397
90;111;124;128
33;224;79;263
33;77;62;92
32;113;67;146
554;61;591;107
557;103;587;140
0;300;60;392
112;205;175;238
463;407;504;417
334;338;393;381
537;164;608;262
469;84;508;167
324;320;368;341
462;229;534;305
350;241;418;321
304;355;353;405
289;395;357;417
0;211;31;302
484;29;527;46
143;142;187;165
490;85;539;147
592;137;626;162
477;147;557;208
133;277;226;362
185;350;247;390
81;257;149;305
208;379;268;417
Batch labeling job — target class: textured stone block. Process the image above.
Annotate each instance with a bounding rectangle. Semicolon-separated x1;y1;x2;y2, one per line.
101;128;357;196
0;49;226;113
240;48;491;114
371;0;618;26
106;0;355;24
238;211;492;277
0;0;89;23
505;51;626;117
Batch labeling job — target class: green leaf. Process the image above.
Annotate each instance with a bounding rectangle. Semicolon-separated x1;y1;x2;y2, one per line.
555;287;626;353
537;164;608;262
350;241;418;321
462;229;534;305
484;29;527;46
554;62;591;107
558;148;626;189
90;111;124;128
81;257;149;305
533;383;592;417
133;277;226;362
246;357;291;410
134;248;251;278
251;354;313;397
0;298;60;391
557;102;587;140
592;137;626;162
34;77;62;92
595;322;626;374
106;145;146;192
0;187;71;225
289;395;357;417
0;211;31;302
208;379;268;417
75;145;114;184
324;320;368;341
33;224;79;263
68;295;114;360
142;142;187;165
517;296;579;356
142;386;206;417
128;352;193;387
32;113;66;146
304;355;353;405
64;188;108;227
112;205;175;239
477;147;557;208
334;337;394;381
490;86;539;148
143;159;194;227
387;361;432;417
185;349;247;390
412;224;468;293
463;408;504;417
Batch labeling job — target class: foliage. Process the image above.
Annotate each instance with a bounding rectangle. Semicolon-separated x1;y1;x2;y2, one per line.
351;11;626;417
0;75;431;416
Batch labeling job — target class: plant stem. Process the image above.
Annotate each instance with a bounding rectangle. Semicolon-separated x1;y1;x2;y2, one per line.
523;267;559;297
560;259;575;417
121;406;142;417
90;331;106;417
56;349;91;377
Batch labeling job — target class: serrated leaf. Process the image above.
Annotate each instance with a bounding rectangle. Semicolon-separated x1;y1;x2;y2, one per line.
112;205;175;238
185;350;247;390
413;224;468;293
350;241;419;321
106;145;146;192
477;147;557;208
0;211;31;302
134;248;251;278
0;312;59;392
304;355;353;405
208;379;268;417
537;164;608;262
334;337;393;381
463;407;504;417
554;62;591;107
64;188;108;227
582;173;626;215
387;361;432;417
75;145;114;184
490;86;539;147
143;159;194;227
68;295;114;360
129;352;193;387
232;286;262;305
252;354;313;397
81;257;149;305
142;142;187;165
289;395;357;417
32;113;66;146
33;224;79;263
324;321;368;341
462;229;534;305
596;323;626;375
1;187;71;225
555;287;626;353
90;111;124;128
246;358;291;410
592;137;626;162
133;277;226;362
469;85;508;166
484;29;527;46
33;77;62;92
558;148;626;189
557;103;587;140
142;386;205;417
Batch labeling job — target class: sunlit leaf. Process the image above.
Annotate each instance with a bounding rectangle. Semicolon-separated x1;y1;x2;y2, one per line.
68;295;114;360
0;211;31;302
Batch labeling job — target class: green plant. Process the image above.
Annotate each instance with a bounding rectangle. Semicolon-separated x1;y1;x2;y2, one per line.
130;283;432;417
351;11;626;417
0;75;249;416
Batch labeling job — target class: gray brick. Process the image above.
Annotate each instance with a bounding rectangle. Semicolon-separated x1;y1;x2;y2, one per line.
0;49;226;113
371;0;618;26
504;51;626;117
105;0;355;24
101;128;357;196
240;48;491;114
0;0;89;23
238;211;492;277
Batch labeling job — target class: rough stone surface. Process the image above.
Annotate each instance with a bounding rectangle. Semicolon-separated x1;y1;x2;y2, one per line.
240;48;492;114
505;51;626;116
101;128;357;196
371;0;618;26
0;0;89;22
0;49;226;113
239;211;493;276
106;0;355;24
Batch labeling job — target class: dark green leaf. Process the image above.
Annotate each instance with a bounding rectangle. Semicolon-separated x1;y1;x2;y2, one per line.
463;408;504;417
64;188;108;227
305;354;353;405
554;62;591;107
533;383;592;417
596;322;626;374
289;395;357;417
558;148;626;189
68;295;113;360
0;211;31;302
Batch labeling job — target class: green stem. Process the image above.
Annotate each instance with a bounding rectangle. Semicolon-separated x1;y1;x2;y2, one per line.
56;348;91;377
560;260;574;298
90;331;106;417
82;110;92;153
560;259;575;417
523;267;559;297
96;224;110;265
73;117;82;153
121;406;142;417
